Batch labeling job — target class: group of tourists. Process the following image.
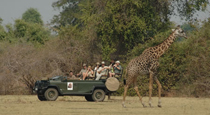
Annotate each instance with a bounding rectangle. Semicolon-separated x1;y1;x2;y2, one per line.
67;60;122;80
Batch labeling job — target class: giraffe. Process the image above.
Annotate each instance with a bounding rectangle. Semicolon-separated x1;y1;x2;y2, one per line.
122;25;187;108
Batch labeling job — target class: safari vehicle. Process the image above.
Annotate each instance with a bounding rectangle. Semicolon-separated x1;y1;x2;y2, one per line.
33;75;120;102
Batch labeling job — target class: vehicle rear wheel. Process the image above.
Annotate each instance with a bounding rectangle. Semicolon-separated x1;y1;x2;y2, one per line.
85;95;93;101
37;95;47;101
92;89;105;102
44;88;58;101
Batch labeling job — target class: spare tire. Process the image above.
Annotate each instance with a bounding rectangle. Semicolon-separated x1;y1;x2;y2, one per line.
105;77;120;91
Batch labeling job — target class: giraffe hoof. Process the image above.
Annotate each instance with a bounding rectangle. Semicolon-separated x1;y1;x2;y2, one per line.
142;103;147;108
122;104;126;108
158;105;162;108
149;103;153;108
143;105;147;108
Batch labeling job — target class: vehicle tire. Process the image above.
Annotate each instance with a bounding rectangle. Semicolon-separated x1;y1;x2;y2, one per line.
44;88;58;101
92;89;105;102
85;95;94;101
37;95;47;101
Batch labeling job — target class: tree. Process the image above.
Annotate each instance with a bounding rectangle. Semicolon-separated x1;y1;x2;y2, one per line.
51;0;209;60
0;18;7;40
22;8;43;25
14;19;50;45
0;17;3;24
173;0;209;20
52;0;209;27
51;0;81;27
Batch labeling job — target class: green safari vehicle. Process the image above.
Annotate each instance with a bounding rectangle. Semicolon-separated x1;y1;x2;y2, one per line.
33;76;120;102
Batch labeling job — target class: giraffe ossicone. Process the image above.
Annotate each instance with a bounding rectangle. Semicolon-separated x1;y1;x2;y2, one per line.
122;25;187;108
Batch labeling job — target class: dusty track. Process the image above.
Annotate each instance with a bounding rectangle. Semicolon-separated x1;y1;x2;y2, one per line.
0;95;210;115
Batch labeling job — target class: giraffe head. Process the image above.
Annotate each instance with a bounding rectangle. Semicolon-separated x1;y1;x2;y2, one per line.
172;25;187;39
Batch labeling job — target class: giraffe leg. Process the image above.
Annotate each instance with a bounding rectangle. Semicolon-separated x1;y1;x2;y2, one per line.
155;78;162;107
133;77;146;107
149;72;154;107
122;84;129;108
134;86;146;107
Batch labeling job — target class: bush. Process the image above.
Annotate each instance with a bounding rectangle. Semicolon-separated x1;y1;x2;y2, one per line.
176;20;210;97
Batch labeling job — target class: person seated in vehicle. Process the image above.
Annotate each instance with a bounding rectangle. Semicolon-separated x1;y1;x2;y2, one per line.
93;62;100;78
94;62;100;71
108;59;115;77
83;66;94;80
77;63;87;80
67;71;77;80
95;61;109;80
109;60;122;77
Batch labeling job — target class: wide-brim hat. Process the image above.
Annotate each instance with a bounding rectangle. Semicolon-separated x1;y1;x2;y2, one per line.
83;63;87;66
115;60;120;64
96;62;100;65
101;61;105;64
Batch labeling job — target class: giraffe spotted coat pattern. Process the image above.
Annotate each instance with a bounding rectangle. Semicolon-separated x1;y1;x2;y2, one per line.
122;25;187;108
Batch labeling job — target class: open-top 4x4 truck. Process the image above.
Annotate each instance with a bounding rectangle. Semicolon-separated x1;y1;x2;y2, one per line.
33;75;120;102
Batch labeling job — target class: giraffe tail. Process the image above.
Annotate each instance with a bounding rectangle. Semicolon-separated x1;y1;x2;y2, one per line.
123;79;126;85
123;68;127;85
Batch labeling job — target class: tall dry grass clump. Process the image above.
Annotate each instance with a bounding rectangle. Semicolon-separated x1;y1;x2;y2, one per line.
0;36;100;94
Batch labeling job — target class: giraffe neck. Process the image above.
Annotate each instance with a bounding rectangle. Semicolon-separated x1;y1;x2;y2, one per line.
154;32;177;58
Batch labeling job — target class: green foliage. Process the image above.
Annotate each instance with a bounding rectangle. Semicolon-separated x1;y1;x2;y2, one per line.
53;0;173;60
0;19;50;45
5;24;16;42
0;8;49;45
52;0;209;60
176;20;210;97
14;19;50;44
0;18;6;40
0;18;3;24
22;8;43;25
93;0;168;59
0;26;6;41
174;0;209;20
52;0;81;27
158;42;188;91
181;23;195;32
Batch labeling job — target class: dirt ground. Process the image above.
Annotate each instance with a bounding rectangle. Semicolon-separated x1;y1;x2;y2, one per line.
0;95;210;115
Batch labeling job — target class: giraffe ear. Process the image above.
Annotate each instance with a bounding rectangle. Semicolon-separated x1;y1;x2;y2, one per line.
172;29;175;31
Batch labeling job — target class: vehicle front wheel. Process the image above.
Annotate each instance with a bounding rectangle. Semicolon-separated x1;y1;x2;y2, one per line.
85;95;93;101
37;95;47;101
92;89;105;102
44;88;58;101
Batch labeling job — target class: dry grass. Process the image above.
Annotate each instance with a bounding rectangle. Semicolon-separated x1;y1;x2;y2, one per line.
0;95;210;115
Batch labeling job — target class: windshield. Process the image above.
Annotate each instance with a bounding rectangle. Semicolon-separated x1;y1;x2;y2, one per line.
49;76;61;80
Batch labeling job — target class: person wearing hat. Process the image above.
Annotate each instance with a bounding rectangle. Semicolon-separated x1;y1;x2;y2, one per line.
109;60;122;77
108;59;115;77
94;62;100;71
83;66;94;80
77;63;87;80
67;71;76;80
95;61;109;80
